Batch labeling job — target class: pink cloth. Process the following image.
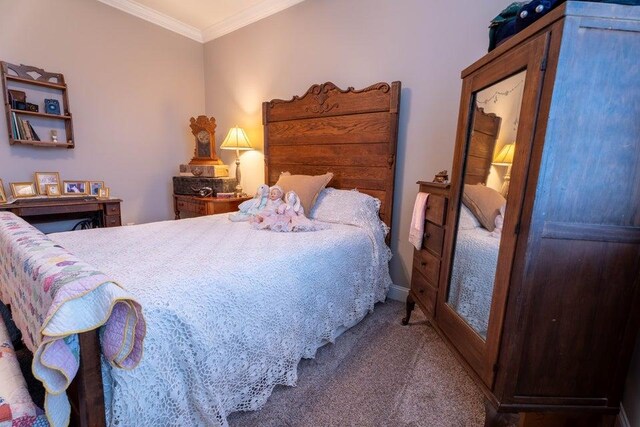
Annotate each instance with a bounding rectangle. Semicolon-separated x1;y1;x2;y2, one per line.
409;192;429;250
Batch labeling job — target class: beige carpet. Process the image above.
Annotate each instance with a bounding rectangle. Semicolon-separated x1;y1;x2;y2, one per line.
228;300;485;427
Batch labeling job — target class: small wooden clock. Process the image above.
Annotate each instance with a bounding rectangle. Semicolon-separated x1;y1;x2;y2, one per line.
188;115;222;166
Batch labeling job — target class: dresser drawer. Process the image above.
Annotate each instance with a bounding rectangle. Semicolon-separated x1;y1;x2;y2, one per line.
413;249;440;286
105;203;120;216
104;215;121;227
425;195;447;226
411;270;438;317
177;199;206;215
423;222;445;256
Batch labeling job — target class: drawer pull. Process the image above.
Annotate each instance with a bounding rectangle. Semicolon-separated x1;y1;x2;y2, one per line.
425;205;431;210
421;261;427;267
419;288;425;294
425;233;431;238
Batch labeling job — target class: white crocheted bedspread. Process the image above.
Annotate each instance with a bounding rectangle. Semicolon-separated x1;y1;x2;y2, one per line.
447;227;500;338
50;212;392;426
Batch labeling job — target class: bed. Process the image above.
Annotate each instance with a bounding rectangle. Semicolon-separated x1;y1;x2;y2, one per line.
0;81;401;427
447;212;500;338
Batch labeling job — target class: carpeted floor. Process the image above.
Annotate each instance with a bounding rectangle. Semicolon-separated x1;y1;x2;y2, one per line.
228;300;485;427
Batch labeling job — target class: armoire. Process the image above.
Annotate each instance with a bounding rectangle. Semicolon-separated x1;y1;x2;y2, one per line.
404;2;640;425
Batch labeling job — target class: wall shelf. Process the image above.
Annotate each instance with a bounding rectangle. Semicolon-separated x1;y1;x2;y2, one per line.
1;61;75;149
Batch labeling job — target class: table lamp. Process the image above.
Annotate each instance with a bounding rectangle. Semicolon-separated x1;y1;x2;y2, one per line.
492;142;515;196
220;126;252;195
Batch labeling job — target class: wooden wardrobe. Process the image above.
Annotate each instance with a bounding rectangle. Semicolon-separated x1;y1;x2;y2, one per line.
407;2;640;425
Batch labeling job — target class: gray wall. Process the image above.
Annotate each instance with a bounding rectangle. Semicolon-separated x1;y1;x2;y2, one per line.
0;0;205;225
203;0;506;291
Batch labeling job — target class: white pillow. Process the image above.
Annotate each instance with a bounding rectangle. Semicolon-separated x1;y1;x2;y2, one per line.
310;188;388;235
458;204;482;230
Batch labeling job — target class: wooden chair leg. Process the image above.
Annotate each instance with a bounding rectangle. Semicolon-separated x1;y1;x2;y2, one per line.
401;293;415;325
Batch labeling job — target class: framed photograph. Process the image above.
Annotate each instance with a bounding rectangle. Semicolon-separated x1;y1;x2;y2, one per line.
98;187;110;199
45;184;61;197
62;180;88;195
89;181;105;196
0;179;6;203
35;172;61;195
10;182;37;198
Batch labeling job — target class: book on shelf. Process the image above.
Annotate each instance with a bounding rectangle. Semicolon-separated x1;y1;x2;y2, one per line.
10;112;19;139
27;121;40;141
20;119;32;140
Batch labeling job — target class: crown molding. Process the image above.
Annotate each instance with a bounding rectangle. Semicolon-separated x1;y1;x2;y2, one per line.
201;0;306;43
97;0;204;43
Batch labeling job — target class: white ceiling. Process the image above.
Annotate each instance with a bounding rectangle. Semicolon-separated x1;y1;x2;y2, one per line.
98;0;306;43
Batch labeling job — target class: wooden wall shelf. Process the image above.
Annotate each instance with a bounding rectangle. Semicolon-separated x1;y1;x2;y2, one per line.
1;61;75;148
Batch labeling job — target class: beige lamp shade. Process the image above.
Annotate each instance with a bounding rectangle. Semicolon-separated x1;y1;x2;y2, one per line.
220;126;252;151
493;143;515;166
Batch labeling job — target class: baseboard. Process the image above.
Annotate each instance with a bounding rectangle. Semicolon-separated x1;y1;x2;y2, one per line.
618;404;630;427
387;284;409;302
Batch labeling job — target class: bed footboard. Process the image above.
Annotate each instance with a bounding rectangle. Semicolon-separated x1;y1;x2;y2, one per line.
68;330;106;427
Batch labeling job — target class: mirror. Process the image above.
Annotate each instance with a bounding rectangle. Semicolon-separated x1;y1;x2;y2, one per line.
446;70;526;339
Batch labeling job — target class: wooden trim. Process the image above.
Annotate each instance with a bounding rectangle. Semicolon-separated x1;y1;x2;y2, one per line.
542;222;640;243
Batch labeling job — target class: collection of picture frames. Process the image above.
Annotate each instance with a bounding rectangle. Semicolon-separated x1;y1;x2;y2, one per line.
0;173;110;204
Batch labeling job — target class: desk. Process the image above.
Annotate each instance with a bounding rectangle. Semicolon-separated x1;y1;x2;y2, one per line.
0;197;122;229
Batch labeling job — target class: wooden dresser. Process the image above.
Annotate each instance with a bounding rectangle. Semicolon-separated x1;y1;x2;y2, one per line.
402;181;450;324
173;194;250;219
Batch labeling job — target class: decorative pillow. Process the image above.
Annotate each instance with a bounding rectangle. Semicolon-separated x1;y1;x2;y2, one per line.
310;188;388;235
458;204;482;230
275;172;333;214
462;184;506;232
0;318;48;427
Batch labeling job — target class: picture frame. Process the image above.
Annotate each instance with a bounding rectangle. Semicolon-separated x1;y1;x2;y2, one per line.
35;172;61;195
98;187;110;199
45;184;61;197
62;180;88;195
0;179;6;203
89;181;105;196
10;182;37;198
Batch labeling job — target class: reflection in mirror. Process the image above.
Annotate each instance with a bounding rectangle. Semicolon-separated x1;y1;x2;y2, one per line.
446;70;526;340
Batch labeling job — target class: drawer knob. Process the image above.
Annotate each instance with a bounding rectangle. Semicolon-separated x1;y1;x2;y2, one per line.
420;261;427;267
425;233;431;238
419;289;425;294
425;205;431;210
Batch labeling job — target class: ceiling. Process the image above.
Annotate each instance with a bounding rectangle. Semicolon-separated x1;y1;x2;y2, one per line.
97;0;306;43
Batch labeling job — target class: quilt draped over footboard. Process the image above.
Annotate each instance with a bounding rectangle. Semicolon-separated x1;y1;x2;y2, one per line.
0;212;145;427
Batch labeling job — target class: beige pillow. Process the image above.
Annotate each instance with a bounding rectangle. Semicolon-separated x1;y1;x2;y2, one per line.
275;172;333;214
461;184;506;232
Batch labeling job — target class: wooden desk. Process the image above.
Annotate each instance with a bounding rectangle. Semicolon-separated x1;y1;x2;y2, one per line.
0;197;122;229
174;194;250;219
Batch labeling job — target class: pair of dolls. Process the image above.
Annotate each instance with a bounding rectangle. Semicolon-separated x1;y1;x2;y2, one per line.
229;184;320;232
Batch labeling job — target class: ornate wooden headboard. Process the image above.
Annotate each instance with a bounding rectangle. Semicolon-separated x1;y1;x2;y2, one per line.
464;107;501;185
262;81;401;232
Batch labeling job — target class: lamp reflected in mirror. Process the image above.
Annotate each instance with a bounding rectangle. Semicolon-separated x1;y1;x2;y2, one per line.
492;142;515;197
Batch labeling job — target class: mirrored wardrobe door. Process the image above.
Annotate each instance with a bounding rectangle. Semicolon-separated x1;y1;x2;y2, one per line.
446;70;527;340
435;33;549;387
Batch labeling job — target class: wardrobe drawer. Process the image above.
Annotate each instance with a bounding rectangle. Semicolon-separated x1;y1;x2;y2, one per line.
411;270;437;317
425;195;447;226
413;249;440;286
422;222;444;256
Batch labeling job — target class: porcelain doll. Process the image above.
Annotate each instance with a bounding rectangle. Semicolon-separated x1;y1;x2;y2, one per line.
250;185;285;227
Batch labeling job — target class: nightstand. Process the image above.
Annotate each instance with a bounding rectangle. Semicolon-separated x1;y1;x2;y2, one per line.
402;181;450;325
173;195;251;219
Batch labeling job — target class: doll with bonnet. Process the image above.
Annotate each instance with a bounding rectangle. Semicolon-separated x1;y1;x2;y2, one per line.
250;185;285;226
